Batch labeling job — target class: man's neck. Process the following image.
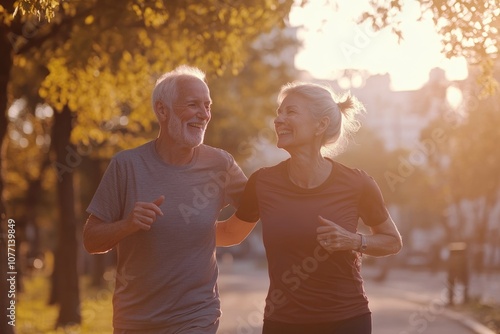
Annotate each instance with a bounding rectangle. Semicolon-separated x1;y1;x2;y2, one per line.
154;137;197;166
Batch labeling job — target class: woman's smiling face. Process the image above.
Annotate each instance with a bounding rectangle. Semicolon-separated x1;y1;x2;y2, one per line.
274;93;319;150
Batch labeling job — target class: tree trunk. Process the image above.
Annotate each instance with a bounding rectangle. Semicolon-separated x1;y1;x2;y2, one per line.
21;158;50;280
473;195;496;273
50;105;81;327
0;21;16;334
83;157;108;287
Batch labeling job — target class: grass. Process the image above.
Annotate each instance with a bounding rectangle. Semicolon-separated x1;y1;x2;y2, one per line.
451;299;500;333
17;272;114;334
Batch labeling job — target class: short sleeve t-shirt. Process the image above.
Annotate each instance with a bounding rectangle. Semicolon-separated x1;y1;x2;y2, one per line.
87;141;247;331
236;159;389;324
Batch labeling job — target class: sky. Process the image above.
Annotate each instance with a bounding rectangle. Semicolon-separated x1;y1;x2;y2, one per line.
288;0;469;91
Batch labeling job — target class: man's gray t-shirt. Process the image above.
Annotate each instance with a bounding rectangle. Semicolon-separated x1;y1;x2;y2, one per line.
87;141;247;331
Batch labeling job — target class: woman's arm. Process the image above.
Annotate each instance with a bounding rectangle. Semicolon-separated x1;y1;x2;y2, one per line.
216;214;258;247
316;215;402;257
360;216;403;256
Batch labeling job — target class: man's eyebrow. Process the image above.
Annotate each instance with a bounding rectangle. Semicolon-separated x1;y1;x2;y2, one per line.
184;96;212;102
278;104;299;111
177;98;212;106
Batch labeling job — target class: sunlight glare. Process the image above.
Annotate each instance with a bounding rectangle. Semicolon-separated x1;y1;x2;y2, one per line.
33;258;44;269
442;57;468;82
7;99;26;120
23;121;33;135
289;0;469;91
19;138;28;148
35;104;54;119
446;86;463;110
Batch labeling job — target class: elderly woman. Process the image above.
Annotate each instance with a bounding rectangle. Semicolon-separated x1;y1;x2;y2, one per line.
217;82;402;334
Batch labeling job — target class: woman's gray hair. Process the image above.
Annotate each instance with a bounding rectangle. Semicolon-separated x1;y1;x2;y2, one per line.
151;65;206;111
277;81;365;156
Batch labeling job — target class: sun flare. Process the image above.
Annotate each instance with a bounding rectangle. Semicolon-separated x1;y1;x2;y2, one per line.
289;0;468;91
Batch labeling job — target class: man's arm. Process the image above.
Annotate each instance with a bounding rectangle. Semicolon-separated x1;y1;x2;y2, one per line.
83;196;164;254
216;213;258;247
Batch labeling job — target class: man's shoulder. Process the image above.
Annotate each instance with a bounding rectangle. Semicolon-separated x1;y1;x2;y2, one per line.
197;144;233;161
113;141;153;162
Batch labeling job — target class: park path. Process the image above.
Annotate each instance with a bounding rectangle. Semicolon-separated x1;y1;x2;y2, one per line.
217;259;496;334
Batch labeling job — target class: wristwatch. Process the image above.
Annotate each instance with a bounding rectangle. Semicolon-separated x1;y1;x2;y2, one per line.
357;233;367;253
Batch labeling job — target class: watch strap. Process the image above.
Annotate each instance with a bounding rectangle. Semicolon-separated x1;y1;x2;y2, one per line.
357;233;367;253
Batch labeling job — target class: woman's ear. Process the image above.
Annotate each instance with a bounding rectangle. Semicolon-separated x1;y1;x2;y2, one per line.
316;116;330;136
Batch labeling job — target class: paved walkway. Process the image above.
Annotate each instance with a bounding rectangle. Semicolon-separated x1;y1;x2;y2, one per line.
217;259;499;334
362;265;499;334
362;265;500;306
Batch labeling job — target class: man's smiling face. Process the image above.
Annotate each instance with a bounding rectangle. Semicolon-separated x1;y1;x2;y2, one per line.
168;76;212;148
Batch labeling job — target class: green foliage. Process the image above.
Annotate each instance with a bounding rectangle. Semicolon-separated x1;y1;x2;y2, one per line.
14;0;60;21
207;29;300;159
452;300;500;333
448;92;500;201
359;0;499;95
408;69;500;240
3;0;297;190
2;1;297;327
4;102;52;199
337;127;389;188
341;135;436;231
5;0;294;156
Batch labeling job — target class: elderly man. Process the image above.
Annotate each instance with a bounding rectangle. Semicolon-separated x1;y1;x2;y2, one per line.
83;65;248;333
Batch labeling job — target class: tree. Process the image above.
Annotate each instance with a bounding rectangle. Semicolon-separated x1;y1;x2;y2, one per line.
207;27;301;160
446;88;500;269
1;0;296;329
360;0;499;95
337;127;437;233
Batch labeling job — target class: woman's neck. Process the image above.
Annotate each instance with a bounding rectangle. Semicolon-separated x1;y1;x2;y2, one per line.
287;153;332;189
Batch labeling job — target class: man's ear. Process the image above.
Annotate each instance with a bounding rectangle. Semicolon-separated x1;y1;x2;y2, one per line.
154;101;169;122
316;116;330;136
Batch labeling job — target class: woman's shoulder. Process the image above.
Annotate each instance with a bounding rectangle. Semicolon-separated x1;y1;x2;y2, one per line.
331;160;374;184
248;160;288;181
255;159;287;174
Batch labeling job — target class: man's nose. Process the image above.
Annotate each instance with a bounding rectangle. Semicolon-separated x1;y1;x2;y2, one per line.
198;106;210;120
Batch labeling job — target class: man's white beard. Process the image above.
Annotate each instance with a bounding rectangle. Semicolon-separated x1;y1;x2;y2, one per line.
168;112;205;148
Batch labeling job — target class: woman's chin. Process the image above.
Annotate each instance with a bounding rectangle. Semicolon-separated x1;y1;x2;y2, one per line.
276;142;286;149
276;142;291;153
